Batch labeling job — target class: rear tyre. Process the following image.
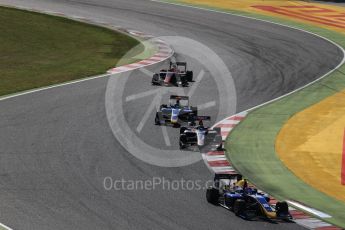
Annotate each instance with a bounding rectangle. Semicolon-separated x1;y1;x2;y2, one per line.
234;199;246;216
206;187;219;205
152;74;159;85
173;123;181;128
276;201;289;216
155;113;160;125
179;134;187;149
186;71;193;82
191;107;198;117
180;127;187;134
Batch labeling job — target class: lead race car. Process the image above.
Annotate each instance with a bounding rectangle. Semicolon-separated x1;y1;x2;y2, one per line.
155;95;197;127
151;62;193;87
179;116;223;152
206;174;292;221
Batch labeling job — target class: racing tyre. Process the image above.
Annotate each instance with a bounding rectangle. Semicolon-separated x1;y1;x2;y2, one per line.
155;113;161;125
152;74;159;85
160;104;168;109
173;123;181;128
179;135;187;149
180;127;187;134
191;107;198;116
186;71;193;82
234;199;246;216
206;187;219;205
276;201;289;216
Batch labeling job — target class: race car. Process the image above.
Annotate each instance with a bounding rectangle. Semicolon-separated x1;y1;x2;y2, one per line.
206;174;292;221
155;95;197;127
151;62;193;87
179;116;223;151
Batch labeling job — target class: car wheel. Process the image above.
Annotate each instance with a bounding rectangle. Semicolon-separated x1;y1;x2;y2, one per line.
173;123;181;128
206;187;219;205
234;199;246;216
179;135;187;149
186;71;193;82
155;114;160;125
180;127;187;134
276;201;289;216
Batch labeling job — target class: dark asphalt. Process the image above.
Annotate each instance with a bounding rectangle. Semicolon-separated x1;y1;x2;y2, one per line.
0;0;343;229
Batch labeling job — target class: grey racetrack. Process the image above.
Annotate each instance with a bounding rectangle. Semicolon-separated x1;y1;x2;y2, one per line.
0;0;343;229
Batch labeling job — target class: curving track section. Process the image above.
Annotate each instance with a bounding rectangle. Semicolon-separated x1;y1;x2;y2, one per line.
0;0;343;229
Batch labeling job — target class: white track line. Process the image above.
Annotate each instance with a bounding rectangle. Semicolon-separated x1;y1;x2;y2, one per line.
139;68;156;77
187;69;205;97
161;126;171;146
198;101;216;110
0;223;13;230
0;73;110;102
287;200;332;218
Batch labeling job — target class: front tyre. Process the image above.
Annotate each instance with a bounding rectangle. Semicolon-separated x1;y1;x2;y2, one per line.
155;113;161;125
186;71;193;82
206;187;219;205
233;199;246;216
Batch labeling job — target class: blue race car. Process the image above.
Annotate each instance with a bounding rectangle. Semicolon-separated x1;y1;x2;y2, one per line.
206;174;292;221
155;95;197;127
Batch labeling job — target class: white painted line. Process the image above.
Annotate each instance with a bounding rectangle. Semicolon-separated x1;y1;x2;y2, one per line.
294;218;332;229
126;88;161;102
204;155;227;161
0;222;13;230
220;127;233;132
139;68;155;77
136;93;162;133
0;73;110;102
212;166;234;172
198;101;216;110
287;200;332;218
236;112;248;117
161;126;171;146
220;119;240;125
188;69;205;97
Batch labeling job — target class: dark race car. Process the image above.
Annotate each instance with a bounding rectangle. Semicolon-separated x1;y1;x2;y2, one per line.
179;116;223;152
206;174;292;221
151;62;193;87
155;95;197;128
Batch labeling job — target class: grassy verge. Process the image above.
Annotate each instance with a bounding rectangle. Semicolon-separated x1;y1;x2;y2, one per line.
0;6;151;96
163;0;345;227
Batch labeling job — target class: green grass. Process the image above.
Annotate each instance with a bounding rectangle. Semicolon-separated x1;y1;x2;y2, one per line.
163;0;345;227
0;6;149;96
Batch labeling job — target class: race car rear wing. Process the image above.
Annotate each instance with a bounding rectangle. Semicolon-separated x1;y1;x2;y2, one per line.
194;116;211;121
170;95;189;100
170;62;187;72
214;173;241;180
170;61;187;67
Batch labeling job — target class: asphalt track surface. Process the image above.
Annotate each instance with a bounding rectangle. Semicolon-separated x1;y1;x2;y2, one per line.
0;0;343;229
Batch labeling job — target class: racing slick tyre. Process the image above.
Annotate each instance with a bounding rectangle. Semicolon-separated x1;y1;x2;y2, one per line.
234;199;246;216
276;201;289;216
160;104;168;109
186;71;193;82
152;74;159;85
179;134;187;149
191;107;198;116
155;113;161;125
206;187;219;205
173;123;181;128
180;127;187;134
